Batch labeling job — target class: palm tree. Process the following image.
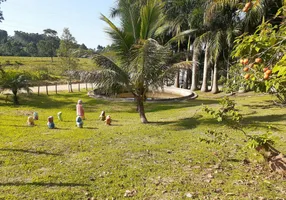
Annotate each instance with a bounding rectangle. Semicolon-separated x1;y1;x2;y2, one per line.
161;0;207;91
90;0;172;123
0;70;31;104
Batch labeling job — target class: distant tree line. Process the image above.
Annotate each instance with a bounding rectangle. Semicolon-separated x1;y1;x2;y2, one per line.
0;28;105;59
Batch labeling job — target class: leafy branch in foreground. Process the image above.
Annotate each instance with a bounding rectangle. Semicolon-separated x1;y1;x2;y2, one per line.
202;97;286;176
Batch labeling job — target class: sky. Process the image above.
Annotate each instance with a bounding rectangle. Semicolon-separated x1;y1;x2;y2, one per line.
0;0;118;49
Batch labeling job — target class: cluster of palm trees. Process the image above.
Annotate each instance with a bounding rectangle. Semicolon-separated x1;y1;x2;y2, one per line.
87;0;284;123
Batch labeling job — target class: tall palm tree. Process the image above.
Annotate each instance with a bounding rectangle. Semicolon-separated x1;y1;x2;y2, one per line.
162;0;206;89
90;0;172;123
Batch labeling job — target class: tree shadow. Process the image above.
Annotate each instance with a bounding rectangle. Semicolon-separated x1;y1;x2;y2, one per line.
145;99;219;113
243;114;286;123
84;127;98;129
241;114;286;130
148;115;204;130
242;103;278;110
0;148;62;156
0;181;89;187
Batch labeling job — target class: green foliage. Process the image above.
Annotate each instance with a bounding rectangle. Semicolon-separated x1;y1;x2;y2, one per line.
199;130;228;145
231;8;286;104
92;0;174;123
0;69;32;104
247;128;275;149
203;97;242;123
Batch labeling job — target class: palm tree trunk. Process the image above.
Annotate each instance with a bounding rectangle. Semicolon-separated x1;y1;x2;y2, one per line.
201;43;209;92
191;47;199;91
211;62;219;94
174;70;180;88
136;96;148;123
183;69;189;89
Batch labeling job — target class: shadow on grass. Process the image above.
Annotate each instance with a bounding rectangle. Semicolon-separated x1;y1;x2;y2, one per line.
243;114;286;123
146;99;219;113
174;115;203;130
0;148;62;156
0;124;30;128
0;182;89;187
149;115;204;130
84;127;98;129
242;103;278;110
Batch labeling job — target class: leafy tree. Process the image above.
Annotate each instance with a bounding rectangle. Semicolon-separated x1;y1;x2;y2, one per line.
25;42;38;56
90;0;172;123
57;28;78;92
0;0;6;22
42;29;60;61
0;70;31;104
0;29;7;43
232;10;286;104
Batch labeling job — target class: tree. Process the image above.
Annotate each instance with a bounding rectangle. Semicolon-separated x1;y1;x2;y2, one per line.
57;28;78;92
43;29;60;62
232;11;286;104
89;0;172;123
25;42;38;56
164;0;206;89
0;29;7;43
0;70;31;104
0;0;6;23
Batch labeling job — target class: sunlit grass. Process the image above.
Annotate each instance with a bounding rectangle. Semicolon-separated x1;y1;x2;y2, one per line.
0;91;285;199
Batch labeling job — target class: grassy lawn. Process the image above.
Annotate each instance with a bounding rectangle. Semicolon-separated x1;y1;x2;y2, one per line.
0;91;285;199
0;56;97;74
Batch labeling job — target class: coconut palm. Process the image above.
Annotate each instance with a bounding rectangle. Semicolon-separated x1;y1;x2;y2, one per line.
162;0;206;89
0;70;31;104
89;0;172;123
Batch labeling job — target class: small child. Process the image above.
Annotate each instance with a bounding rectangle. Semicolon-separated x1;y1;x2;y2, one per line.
105;115;111;125
27;116;35;126
99;111;106;121
76;116;83;128
47;116;55;129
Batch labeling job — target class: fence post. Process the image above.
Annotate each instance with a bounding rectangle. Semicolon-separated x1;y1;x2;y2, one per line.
86;83;88;91
38;86;40;96
78;82;80;92
55;82;57;94
46;83;48;95
67;82;69;92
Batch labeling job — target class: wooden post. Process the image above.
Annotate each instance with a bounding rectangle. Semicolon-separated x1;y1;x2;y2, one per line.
38;86;40;96
55;82;57;94
78;82;80;92
46;84;48;95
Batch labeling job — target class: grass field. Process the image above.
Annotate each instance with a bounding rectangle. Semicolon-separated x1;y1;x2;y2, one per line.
0;56;97;73
0;91;285;199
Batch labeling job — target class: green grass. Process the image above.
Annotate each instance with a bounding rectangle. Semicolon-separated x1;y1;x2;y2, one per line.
0;91;285;199
0;56;97;74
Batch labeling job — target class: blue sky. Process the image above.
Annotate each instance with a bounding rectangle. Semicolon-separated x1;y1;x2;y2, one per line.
0;0;118;49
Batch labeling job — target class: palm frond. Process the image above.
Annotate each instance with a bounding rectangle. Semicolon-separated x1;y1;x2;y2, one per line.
140;0;166;39
100;14;133;57
129;38;172;91
173;61;193;69
92;53;129;88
